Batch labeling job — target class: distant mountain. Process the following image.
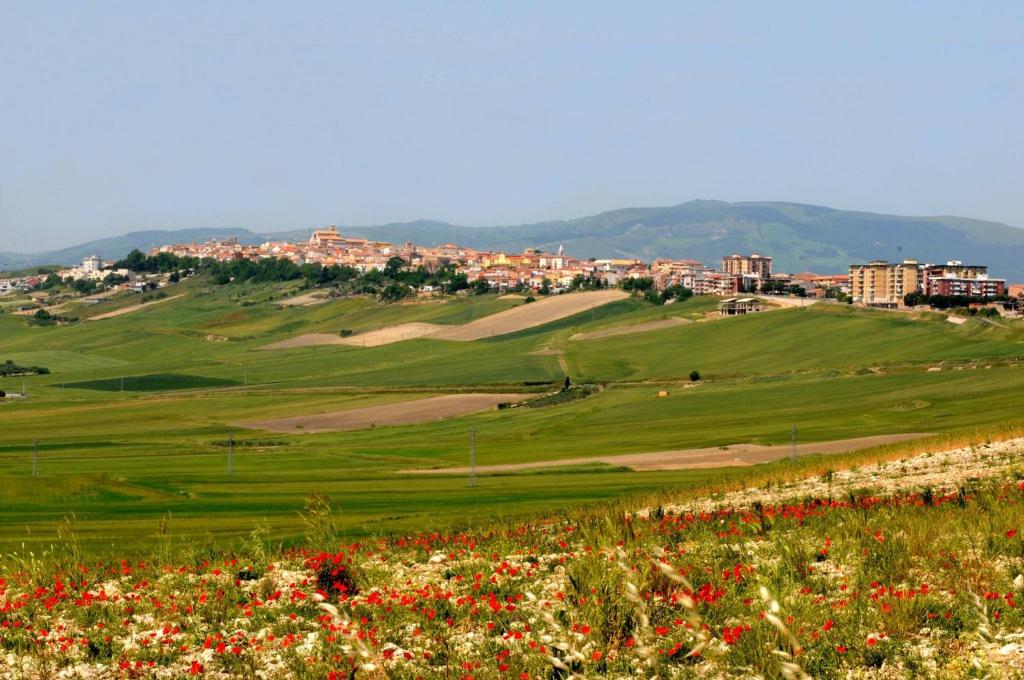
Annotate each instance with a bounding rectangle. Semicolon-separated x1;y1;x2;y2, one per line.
336;202;1024;281
5;202;1024;280
0;228;261;271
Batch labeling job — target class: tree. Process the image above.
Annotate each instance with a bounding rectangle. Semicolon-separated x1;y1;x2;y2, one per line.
661;284;693;303
621;276;654;292
119;249;149;272
443;273;469;294
362;269;384;285
380;283;411;302
103;272;128;287
689;370;701;382
472;279;491;295
383;256;407;279
539;278;552;295
903;291;926;307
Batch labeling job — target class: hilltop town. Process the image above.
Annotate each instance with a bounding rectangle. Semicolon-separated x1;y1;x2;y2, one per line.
5;225;1021;318
149;227;1024;308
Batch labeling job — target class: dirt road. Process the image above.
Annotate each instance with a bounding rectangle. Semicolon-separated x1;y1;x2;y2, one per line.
86;295;184;321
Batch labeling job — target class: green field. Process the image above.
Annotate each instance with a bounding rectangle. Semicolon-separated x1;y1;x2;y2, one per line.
2;282;1024;553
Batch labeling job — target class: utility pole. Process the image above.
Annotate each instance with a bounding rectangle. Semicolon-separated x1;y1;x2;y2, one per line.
32;439;39;478
790;424;798;462
467;429;477;488
226;436;234;476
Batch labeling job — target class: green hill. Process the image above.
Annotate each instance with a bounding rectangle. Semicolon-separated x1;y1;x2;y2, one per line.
3;285;1024;550
343;201;1024;280
0;228;261;270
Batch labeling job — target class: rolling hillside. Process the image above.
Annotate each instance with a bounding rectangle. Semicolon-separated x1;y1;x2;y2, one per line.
6;201;1024;280
3;284;1024;552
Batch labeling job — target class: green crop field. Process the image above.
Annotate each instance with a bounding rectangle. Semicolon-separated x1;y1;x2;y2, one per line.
2;283;1024;555
65;373;240;391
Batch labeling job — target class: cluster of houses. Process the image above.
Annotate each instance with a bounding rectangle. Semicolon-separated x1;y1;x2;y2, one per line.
1;256;146;299
5;226;1021;312
55;255;143;291
0;274;44;296
149;227;1024;307
151;226;837;296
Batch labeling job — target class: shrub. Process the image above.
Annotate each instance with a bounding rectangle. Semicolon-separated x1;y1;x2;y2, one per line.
689;370;701;382
643;289;663;305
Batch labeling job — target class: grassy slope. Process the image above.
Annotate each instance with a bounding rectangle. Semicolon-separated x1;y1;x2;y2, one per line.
2;286;1024;551
566;304;1024;381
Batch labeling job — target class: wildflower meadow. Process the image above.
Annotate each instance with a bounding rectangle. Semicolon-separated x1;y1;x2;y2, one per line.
3;439;1024;678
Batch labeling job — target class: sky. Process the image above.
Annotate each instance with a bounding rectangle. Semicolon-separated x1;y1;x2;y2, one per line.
1;2;1022;252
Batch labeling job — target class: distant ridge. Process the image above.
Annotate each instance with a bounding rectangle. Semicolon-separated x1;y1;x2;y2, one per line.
5;201;1024;280
0;228;260;272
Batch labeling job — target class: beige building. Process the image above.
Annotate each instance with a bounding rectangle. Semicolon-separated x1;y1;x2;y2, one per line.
849;259;923;306
722;253;772;279
309;226;345;248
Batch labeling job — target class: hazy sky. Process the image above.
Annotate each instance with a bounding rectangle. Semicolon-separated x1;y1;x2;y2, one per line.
2;2;1022;252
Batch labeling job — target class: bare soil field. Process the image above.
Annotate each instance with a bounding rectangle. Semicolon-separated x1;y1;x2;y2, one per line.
238;392;531;433
338;322;446;347
256;333;348;350
428;289;629;341
259;290;630;349
276;291;329;307
570;317;690;341
404;433;932;474
85;295;184;321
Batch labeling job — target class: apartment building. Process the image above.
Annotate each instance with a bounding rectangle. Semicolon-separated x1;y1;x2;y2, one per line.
722;253;772;280
848;260;923;306
923;261;1005;298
